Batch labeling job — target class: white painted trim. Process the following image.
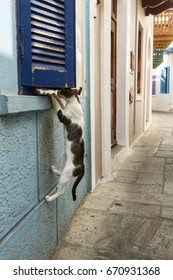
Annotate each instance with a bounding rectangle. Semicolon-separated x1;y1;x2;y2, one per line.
89;0;97;189
136;95;143;101
101;0;112;177
144;24;153;131
116;0;131;147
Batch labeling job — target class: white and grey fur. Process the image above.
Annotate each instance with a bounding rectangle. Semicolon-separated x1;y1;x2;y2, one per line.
45;88;85;202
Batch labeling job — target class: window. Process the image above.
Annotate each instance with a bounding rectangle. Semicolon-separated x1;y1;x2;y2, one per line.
160;66;170;94
130;51;134;74
18;0;76;90
152;74;156;96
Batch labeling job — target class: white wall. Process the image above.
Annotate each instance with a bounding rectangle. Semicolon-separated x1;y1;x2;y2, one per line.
90;0;154;184
152;53;173;112
117;0;131;146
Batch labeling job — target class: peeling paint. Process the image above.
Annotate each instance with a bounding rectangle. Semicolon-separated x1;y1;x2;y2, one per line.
32;66;46;73
32;66;66;73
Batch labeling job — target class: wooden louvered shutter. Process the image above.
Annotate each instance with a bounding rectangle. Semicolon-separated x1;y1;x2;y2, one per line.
160;68;166;93
19;0;76;88
166;66;170;94
160;67;170;94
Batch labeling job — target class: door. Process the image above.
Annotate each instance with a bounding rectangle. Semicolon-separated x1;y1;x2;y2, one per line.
111;0;117;146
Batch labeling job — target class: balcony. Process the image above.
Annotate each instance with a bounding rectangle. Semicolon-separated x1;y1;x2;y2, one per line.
153;9;173;68
154;10;173;50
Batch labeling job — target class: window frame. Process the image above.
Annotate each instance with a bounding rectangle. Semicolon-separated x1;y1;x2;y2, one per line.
160;66;170;94
152;73;156;96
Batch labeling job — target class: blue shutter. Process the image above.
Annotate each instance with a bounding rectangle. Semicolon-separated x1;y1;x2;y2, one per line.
160;68;166;93
160;67;170;94
19;0;76;88
166;66;170;93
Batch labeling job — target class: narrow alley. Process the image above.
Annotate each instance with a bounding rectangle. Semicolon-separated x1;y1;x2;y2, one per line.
53;112;173;260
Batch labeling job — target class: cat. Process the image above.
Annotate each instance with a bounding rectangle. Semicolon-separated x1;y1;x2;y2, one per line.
45;88;85;202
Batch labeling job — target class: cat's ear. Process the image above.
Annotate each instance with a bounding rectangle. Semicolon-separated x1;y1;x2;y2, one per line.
58;88;71;97
77;87;83;95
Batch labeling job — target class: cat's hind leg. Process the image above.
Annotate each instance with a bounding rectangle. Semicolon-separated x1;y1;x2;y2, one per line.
50;165;61;176
45;170;72;202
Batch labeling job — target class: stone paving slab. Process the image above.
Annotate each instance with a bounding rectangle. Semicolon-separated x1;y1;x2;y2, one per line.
135;139;161;147
164;180;173;194
109;201;160;218
53;209;150;255
132;146;158;156
161;207;173;220
121;161;165;174
127;153;165;163
166;158;173;164
106;191;173;208
114;170;139;183
97;181;163;194
53;208;173;260
137;172;163;185
165;164;173;173
156;151;173;158
164;165;173;180
159;145;173;151
52;245;121;260
140;219;173;259
161;137;173;145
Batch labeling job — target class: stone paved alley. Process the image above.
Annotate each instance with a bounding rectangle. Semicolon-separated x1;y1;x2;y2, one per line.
53;112;173;260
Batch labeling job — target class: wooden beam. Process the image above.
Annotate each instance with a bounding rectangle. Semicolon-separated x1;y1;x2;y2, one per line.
145;1;173;15
154;36;173;49
154;43;171;49
154;36;173;42
142;0;168;8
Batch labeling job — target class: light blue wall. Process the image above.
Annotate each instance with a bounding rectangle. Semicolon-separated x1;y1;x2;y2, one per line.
0;113;38;240
0;0;91;259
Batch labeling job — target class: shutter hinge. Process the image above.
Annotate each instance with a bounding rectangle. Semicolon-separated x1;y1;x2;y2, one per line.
20;25;24;59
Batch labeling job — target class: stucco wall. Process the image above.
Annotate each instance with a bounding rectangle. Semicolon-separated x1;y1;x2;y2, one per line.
128;0;153;145
89;0;153;182
0;0;91;259
90;1;102;183
152;53;173;112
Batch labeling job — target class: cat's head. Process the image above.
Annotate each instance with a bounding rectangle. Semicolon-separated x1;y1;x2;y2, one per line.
57;87;82;101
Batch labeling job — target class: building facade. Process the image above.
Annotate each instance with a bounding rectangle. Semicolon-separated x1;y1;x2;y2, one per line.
89;0;153;186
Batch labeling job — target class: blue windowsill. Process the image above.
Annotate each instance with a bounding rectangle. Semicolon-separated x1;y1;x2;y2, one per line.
0;95;51;115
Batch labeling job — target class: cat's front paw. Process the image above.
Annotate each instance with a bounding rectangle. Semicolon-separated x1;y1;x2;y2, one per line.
41;92;53;96
45;195;51;202
50;165;56;172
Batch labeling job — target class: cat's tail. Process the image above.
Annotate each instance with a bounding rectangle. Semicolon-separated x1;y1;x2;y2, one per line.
72;170;84;201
